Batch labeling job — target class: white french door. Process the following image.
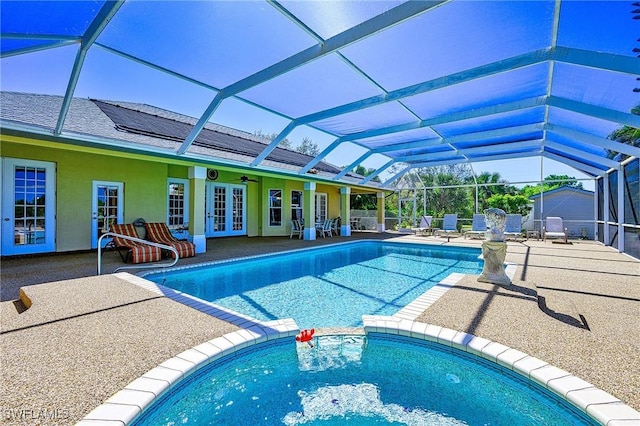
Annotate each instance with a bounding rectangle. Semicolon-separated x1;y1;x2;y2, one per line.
315;193;328;223
92;181;124;248
205;182;246;237
1;158;56;255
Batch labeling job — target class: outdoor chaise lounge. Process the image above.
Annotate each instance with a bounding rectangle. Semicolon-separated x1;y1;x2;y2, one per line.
504;214;523;241
144;222;196;258
435;214;459;239
543;216;568;243
464;214;487;239
110;223;163;264
413;215;434;235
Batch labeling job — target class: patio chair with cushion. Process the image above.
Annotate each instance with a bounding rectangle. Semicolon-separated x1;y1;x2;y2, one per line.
290;219;304;239
435;214;459;239
144;222;196;258
504;214;523;241
464;214;487;239
110;223;163;264
413;215;434;235
543;216;568;243
318;219;333;238
331;217;341;236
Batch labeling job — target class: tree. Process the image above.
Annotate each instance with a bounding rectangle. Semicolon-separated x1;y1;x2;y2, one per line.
486;194;531;215
354;165;382;183
607;104;640;160
386;165;474;221
253;130;293;150
520;174;583;198
467;171;517;213
351;193;377;210
254;132;321;156
296;137;319;156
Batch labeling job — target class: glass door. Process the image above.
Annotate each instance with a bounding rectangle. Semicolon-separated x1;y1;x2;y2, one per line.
1;158;56;255
92;181;124;248
205;182;246;237
315;193;327;224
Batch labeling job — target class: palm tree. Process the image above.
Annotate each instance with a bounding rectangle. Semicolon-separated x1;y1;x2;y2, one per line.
472;172;515;212
607;105;640;160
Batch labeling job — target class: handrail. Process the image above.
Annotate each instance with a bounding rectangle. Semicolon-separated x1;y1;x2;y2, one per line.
97;232;179;275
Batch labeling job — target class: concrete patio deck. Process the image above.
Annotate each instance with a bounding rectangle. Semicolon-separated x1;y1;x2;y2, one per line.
1;233;638;424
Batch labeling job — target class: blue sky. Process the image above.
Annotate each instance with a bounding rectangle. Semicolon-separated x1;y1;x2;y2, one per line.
5;0;632;191
0;43;597;190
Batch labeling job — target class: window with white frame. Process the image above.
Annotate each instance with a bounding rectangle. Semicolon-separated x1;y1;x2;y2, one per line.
291;190;303;221
269;189;282;226
315;193;327;224
167;179;189;229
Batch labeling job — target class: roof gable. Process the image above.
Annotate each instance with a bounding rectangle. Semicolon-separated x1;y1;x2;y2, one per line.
529;185;595;200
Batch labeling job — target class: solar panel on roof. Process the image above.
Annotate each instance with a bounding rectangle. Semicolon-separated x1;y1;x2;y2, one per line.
92;100;346;175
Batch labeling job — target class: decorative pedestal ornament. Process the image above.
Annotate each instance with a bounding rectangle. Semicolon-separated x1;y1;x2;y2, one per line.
478;208;512;286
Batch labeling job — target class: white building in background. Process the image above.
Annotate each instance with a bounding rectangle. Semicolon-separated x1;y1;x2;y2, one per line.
527;186;595;239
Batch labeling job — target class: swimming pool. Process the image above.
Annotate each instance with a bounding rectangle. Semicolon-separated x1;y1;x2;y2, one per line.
145;241;483;329
131;333;595;426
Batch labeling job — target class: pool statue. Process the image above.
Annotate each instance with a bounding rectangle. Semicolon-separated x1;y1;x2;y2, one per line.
478;208;511;286
484;208;506;242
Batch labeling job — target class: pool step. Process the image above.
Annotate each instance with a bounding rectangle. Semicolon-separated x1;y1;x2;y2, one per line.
296;334;367;371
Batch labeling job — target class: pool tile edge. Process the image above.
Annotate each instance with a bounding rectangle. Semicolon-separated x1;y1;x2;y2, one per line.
78;324;299;426
362;317;640;426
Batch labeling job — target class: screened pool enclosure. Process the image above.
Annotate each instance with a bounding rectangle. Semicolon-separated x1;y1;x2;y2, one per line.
1;1;639;258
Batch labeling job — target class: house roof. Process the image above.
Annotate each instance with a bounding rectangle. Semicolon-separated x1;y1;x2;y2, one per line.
1;1;639;186
0;91;366;183
529;185;595;200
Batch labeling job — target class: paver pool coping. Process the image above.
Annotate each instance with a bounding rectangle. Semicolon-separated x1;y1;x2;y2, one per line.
77;315;640;425
78;241;639;425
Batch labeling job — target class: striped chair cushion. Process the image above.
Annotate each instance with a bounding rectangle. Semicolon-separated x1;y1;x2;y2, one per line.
167;241;196;259
110;223;140;248
144;222;176;243
110;223;162;264
130;244;163;264
144;222;196;259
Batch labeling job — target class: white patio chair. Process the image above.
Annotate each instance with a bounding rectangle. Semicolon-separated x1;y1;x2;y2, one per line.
543;217;568;243
464;214;487;239
319;219;333;238
435;214;458;239
504;214;523;241
412;215;434;235
290;220;303;239
330;217;341;236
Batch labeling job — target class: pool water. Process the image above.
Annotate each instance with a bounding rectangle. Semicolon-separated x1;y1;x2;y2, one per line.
146;242;483;328
133;334;594;426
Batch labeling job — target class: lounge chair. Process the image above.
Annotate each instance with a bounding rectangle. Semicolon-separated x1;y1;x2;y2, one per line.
144;222;196;258
110;223;163;264
504;214;523;241
435;214;459;239
464;214;486;239
290;219;303;239
413;215;434;235
543;216;568;243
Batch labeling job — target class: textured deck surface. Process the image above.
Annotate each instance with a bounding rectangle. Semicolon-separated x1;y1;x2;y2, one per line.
1;233;638;424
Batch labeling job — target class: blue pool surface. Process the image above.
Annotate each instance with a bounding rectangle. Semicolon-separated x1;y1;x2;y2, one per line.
146;242;483;328
133;334;594;426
